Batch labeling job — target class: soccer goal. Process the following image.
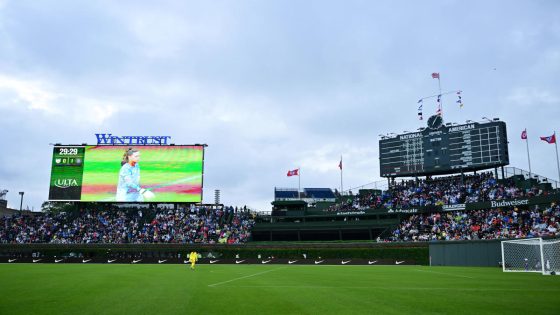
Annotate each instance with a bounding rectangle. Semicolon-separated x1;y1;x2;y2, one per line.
501;238;560;275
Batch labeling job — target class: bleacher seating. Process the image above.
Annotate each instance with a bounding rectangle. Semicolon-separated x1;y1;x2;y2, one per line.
274;189;299;200
304;188;336;200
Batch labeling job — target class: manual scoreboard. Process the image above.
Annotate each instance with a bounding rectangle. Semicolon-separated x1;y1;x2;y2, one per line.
379;116;509;177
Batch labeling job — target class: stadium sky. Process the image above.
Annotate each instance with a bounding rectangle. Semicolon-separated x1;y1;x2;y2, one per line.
0;0;559;211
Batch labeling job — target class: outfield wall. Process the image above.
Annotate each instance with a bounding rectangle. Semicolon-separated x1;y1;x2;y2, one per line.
0;242;429;265
429;240;502;267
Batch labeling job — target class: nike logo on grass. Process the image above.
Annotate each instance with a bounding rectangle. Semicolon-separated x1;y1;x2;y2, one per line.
261;260;271;264
396;261;405;265
341;260;351;265
8;259;17;263
209;260;220;264
107;259;117;263
82;259;91;263
55;259;63;263
33;259;42;263
314;260;324;264
235;260;245;264
288;260;298;264
158;260;167;264
368;260;378;265
132;259;142;264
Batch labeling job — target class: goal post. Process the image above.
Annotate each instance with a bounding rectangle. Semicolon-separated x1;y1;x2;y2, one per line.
542;238;560;275
501;238;560;275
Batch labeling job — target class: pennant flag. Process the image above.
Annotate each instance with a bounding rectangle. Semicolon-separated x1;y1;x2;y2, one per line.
287;169;299;176
338;159;342;170
417;100;423;120
437;94;441;103
417;99;423;103
418;112;423;120
540;134;556;144
456;95;463;108
521;129;527;140
431;72;440;79
436;105;442;116
455;91;463;108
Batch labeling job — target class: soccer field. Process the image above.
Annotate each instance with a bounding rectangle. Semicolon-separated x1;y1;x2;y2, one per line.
1;264;559;315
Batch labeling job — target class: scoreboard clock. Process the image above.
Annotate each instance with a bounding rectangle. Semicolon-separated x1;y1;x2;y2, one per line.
379;115;509;177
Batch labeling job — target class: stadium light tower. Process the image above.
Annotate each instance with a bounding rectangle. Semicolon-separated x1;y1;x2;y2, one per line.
19;191;24;212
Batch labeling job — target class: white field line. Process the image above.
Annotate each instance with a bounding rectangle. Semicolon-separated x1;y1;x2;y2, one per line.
414;269;475;279
208;267;286;287
221;286;560;292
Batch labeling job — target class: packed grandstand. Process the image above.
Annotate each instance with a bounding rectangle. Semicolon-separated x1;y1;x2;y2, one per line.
2;172;559;244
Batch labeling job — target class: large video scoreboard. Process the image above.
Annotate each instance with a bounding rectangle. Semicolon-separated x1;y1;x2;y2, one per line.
379;117;509;177
49;145;205;202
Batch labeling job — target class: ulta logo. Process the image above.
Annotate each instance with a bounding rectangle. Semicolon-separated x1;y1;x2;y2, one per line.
54;178;78;189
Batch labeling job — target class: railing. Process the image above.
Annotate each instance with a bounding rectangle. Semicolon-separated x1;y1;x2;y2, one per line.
498;167;559;189
342;180;388;195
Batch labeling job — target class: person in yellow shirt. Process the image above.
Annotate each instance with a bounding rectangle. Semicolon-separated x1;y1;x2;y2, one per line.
189;251;198;270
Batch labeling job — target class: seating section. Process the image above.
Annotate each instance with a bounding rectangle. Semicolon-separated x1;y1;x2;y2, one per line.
389;205;560;242
304;188;336;199
0;205;255;244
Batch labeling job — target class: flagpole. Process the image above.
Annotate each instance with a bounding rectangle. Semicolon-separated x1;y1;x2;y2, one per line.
298;167;301;200
555;132;560;189
525;129;532;177
437;75;442;115
340;156;343;195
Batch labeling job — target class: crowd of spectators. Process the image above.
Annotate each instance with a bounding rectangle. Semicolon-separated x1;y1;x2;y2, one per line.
389;204;560;242
0;205;255;244
328;172;546;212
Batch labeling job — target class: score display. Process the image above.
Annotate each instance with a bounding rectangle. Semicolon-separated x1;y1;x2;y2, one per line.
379;118;509;177
49;145;205;202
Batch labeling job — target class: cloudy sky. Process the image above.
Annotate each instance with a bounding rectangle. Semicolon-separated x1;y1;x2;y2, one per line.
0;0;559;211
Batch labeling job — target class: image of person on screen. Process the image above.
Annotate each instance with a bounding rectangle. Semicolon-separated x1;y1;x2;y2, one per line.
116;148;154;202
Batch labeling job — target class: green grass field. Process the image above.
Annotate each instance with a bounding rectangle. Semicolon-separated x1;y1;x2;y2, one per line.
1;264;559;314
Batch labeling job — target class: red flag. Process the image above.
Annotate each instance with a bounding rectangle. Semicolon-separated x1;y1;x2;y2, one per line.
521;129;527;140
338;160;342;170
431;72;440;79
540;134;556;144
287;169;299;177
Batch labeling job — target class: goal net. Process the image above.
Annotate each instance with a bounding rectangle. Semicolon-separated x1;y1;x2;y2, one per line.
501;238;560;275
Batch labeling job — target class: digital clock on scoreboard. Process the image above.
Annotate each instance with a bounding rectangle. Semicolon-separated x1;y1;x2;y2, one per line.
58;147;79;155
379;116;509;177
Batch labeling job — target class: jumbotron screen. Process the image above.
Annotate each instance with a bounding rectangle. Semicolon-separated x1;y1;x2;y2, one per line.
379;119;509;177
48;145;204;202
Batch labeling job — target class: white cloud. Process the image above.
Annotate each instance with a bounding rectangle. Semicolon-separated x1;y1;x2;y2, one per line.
506;87;560;107
106;3;231;59
0;73;121;125
0;75;57;111
1;1;560;212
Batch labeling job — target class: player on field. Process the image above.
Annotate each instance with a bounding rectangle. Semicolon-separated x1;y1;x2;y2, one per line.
189;251;198;270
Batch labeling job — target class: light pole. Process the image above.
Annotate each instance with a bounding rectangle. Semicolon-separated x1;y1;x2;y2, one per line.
19;192;24;212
